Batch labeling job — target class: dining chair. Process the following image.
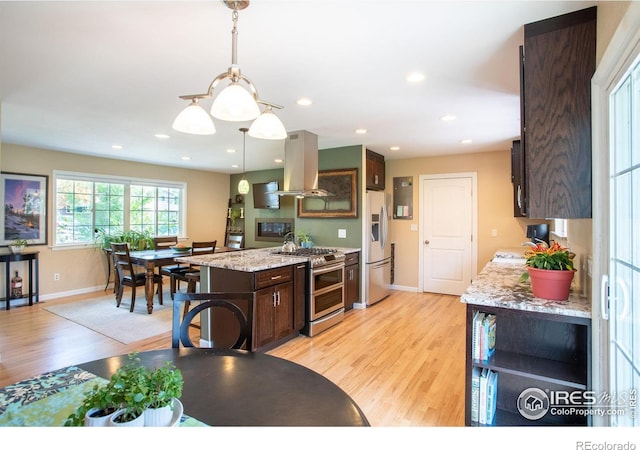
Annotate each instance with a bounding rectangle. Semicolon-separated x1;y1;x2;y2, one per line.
167;240;216;299
226;234;243;249
111;242;164;312
172;292;254;349
153;235;183;284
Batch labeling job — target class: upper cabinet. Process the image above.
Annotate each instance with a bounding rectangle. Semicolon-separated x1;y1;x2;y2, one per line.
366;149;385;191
518;6;596;219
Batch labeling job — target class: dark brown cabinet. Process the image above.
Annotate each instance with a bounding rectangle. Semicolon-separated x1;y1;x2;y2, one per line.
510;140;526;217
255;281;294;350
344;252;360;310
464;304;591;426
518;6;596;219
209;264;301;352
366;149;385;191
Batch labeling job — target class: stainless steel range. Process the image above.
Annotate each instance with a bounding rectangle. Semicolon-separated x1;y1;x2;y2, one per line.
272;248;345;336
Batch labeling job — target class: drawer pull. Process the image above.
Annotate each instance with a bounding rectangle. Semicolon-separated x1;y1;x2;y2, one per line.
270;275;282;280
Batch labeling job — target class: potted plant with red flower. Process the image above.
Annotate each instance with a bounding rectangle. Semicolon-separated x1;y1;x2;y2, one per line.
520;242;576;301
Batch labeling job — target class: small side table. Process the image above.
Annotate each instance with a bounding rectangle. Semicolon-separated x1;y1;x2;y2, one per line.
1;251;39;310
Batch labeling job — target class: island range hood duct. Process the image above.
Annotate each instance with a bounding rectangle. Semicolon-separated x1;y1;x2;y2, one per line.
276;130;330;197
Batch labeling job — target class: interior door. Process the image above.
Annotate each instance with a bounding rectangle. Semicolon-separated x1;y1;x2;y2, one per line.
421;174;475;296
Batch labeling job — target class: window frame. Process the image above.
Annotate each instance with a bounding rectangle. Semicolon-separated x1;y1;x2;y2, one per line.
52;170;187;249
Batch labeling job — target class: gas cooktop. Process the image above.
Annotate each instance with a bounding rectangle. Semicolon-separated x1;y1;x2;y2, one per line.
272;248;345;268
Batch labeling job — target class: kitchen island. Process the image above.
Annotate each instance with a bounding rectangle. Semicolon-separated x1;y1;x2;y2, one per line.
460;250;591;426
176;247;359;351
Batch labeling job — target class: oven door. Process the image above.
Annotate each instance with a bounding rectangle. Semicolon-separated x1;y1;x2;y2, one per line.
309;263;344;321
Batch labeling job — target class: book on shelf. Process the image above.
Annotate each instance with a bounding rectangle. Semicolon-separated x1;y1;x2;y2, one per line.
472;311;485;360
472;311;495;361
478;368;489;424
482;314;496;361
485;369;498;425
471;367;481;422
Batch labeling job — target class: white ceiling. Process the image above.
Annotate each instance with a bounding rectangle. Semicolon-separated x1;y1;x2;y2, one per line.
0;0;596;174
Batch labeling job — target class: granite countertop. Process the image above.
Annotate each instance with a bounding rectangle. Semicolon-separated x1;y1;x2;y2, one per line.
176;246;360;273
460;248;591;319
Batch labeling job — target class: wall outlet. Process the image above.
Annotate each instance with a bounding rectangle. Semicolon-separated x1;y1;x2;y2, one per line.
491;229;498;237
338;229;346;238
54;273;60;281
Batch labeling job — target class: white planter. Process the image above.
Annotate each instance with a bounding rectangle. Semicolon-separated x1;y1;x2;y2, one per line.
144;402;173;427
84;407;117;427
108;409;146;427
9;245;24;254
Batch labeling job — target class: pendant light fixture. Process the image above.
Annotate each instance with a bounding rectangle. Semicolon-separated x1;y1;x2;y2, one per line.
172;0;286;140
237;127;250;195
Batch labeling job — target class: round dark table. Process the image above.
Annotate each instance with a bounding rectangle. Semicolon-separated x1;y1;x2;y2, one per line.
78;348;369;427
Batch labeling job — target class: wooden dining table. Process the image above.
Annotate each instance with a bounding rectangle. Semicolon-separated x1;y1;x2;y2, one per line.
0;348;370;427
126;247;237;314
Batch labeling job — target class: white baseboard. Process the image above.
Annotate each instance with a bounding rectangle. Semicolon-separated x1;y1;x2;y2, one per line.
389;284;418;292
39;285;110;302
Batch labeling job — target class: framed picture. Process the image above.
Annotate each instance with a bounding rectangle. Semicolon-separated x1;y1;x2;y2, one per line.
298;168;358;218
0;172;48;246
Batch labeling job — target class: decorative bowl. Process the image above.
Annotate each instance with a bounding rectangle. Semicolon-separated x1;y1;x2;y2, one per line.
170;246;191;252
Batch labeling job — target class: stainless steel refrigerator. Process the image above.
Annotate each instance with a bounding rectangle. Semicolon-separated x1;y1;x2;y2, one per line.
364;191;391;305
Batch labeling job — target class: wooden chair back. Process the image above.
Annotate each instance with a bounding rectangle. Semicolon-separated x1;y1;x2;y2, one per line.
153;236;178;250
172;292;254;349
191;240;217;257
111;242;136;281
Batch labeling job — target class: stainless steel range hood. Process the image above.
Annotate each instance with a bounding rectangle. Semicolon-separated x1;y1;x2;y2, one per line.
275;130;330;197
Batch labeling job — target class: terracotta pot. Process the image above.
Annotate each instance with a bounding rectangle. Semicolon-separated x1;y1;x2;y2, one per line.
527;267;576;301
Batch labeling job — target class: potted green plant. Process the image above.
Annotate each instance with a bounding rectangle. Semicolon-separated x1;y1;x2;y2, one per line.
296;231;313;249
93;228;154;251
9;238;29;254
519;242;576;300
64;353;151;427
145;361;184;426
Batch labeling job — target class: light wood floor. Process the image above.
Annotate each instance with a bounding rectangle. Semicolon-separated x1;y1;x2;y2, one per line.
0;288;466;426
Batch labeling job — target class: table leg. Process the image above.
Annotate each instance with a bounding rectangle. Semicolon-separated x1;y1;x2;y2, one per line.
5;261;10;311
145;263;155;314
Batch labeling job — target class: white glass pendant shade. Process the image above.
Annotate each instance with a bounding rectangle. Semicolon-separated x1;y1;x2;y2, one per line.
248;107;287;140
238;178;250;195
172;101;216;135
211;83;260;121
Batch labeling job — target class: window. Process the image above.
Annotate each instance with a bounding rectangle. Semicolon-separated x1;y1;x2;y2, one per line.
53;171;186;246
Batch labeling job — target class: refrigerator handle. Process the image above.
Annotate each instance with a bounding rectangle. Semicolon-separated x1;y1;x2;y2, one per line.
380;204;387;248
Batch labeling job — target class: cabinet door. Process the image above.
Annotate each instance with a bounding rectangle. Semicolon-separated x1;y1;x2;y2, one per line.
344;263;359;310
522;7;595;218
511;140;526;217
254;287;276;349
274;282;294;341
366;149;385;190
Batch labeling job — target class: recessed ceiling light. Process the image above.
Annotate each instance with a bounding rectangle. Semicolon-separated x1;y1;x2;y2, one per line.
154;133;170;139
441;114;457;121
226;148;236;153
406;72;425;83
461;139;473;144
390;146;400;151
355;128;367;134
231;164;239;168
181;156;191;161
112;144;123;150
296;97;312;106
274;159;283;163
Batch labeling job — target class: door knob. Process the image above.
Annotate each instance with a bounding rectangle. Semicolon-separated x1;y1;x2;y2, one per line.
424;240;430;245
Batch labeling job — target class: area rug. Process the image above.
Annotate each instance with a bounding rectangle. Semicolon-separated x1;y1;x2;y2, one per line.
44;289;173;345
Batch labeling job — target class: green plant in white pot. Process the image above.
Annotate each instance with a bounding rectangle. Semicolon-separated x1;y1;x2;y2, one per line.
9;238;29;254
145;361;184;427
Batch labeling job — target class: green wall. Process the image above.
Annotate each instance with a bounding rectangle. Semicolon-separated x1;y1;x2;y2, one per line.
229;145;363;250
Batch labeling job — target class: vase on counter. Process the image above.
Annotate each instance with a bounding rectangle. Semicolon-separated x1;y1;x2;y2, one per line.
527;267;576;301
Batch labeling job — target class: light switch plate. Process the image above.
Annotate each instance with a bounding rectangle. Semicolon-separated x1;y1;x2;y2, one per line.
410;224;418;232
338;229;346;238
